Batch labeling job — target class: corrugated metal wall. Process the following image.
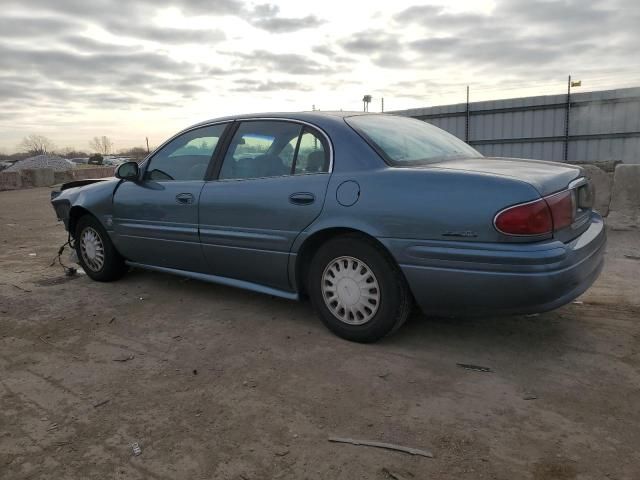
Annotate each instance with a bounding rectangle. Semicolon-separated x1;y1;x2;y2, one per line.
393;87;640;164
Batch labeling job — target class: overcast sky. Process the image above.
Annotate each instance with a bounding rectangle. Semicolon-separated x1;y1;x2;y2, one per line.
1;0;639;152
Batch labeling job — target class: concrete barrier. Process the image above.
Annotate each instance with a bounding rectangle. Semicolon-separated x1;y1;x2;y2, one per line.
607;164;640;230
71;166;115;180
581;165;612;216
20;168;55;188
1;166;115;191
0;171;22;190
54;170;75;184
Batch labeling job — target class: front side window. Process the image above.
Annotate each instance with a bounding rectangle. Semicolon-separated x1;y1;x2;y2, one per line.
144;123;227;181
219;121;329;180
345;114;481;166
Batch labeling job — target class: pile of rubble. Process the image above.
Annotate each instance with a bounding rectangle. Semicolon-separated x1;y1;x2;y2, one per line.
5;155;75;172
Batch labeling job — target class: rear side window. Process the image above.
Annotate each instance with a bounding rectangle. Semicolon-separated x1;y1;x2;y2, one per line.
294;130;328;174
145;124;227;181
219;121;329;180
346;114;480;166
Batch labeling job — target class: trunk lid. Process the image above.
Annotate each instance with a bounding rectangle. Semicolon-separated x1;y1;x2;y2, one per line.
424;157;593;242
428;157;582;196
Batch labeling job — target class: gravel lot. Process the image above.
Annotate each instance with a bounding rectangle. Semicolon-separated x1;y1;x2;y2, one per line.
1;187;639;479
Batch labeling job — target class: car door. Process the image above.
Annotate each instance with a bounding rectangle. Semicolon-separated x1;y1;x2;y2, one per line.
199;119;332;291
111;123;230;272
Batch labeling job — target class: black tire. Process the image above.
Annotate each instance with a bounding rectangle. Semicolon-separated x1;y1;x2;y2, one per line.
75;214;127;282
308;234;412;343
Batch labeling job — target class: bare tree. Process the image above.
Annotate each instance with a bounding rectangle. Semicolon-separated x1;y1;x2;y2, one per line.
119;146;148;162
89;136;114;155
59;147;89;158
18;134;56;155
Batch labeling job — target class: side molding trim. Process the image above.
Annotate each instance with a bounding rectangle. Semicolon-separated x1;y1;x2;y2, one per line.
125;262;300;301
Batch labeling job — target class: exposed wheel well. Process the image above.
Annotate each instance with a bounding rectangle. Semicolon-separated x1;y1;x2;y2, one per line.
295;227;402;297
68;206;92;238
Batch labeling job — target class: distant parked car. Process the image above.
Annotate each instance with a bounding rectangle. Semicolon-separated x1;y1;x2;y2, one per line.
88;153;104;165
69;157;89;165
51;112;605;342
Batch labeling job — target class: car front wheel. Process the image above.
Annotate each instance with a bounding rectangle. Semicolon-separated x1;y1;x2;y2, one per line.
308;235;412;343
75;215;127;282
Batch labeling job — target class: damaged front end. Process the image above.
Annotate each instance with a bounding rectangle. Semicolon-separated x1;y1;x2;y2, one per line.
51;196;72;228
50;178;114;231
51;178;110;200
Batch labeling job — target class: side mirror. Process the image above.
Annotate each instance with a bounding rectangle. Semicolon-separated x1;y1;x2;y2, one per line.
115;161;139;181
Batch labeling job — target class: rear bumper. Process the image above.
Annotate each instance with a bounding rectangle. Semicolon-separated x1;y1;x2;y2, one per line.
383;213;606;316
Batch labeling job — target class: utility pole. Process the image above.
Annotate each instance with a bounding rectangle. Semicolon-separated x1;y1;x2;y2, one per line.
563;75;571;162
145;137;150;154
465;86;470;143
381;97;385;113
563;75;581;161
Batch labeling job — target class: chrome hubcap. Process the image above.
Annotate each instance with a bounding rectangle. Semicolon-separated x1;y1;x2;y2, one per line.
321;256;380;325
80;227;105;272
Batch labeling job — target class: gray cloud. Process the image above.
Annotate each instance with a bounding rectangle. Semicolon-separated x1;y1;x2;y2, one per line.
104;21;226;44
4;0;321;38
235;50;335;75
387;0;639;74
231;79;312;92
339;31;405;69
4;0;245;18
0;44;191;80
393;4;440;22
371;53;412;69
206;66;252;76
3;0;238;44
409;37;462;51
312;45;334;56
249;3;325;33
500;0;615;27
251;15;323;33
60;35;142;53
319;0;639;101
0;15;77;37
0;40;207;112
0;75;140;107
340;30;400;54
170;0;246;16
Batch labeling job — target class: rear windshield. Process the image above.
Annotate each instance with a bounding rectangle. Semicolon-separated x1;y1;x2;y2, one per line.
345;114;481;166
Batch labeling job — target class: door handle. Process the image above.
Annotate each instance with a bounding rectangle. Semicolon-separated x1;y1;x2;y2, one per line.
289;192;315;205
175;193;194;204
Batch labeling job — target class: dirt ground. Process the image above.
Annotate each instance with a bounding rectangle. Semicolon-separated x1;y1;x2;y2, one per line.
1;187;639;480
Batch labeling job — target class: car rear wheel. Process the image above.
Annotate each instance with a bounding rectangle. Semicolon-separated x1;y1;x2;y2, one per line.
75;215;127;282
308;235;412;343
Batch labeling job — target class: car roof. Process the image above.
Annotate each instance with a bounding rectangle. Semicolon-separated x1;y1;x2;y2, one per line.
186;111;396;132
200;111;370;121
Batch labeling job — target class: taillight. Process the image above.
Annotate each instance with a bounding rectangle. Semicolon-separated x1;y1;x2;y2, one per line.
494;190;577;236
577;183;594;209
494;198;553;235
545;190;575;230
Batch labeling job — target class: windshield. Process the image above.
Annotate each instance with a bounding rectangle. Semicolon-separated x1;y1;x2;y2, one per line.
346;114;481;166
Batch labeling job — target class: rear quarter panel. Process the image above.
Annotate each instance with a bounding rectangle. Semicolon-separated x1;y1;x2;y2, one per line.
303;167;545;244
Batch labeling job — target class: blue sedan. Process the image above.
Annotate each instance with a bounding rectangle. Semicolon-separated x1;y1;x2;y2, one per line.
51;112;606;342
